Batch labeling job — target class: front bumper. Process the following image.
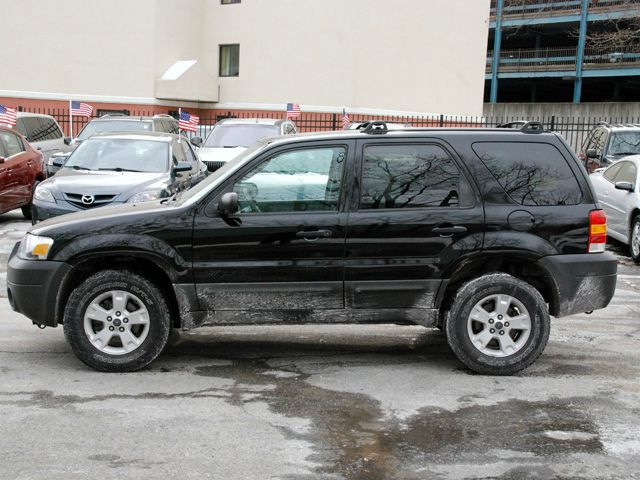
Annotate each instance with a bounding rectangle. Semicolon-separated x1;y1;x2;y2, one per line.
6;242;72;327
538;252;617;318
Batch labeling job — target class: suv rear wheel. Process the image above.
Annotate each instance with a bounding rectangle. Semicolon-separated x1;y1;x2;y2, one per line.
63;270;171;372
446;273;550;375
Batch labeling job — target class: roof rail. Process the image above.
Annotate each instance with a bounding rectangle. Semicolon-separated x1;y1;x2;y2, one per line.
497;121;545;133
100;113;128;118
360;120;389;135
152;114;174;119
598;121;611;127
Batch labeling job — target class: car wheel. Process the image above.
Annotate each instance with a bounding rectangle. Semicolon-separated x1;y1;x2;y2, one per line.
629;216;640;264
446;273;550;375
63;270;171;372
21;180;39;220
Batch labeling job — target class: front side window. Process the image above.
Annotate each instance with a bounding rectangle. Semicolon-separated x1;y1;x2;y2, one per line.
614;161;637;184
0;131;24;157
219;44;240;77
473;142;582;206
603;161;624;182
233;146;346;213
360;144;469;209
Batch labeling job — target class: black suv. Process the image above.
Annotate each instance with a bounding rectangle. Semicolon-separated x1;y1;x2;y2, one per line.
7;121;617;374
579;122;640;172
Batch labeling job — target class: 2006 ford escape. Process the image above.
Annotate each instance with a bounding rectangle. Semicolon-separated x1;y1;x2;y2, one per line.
7;121;617;374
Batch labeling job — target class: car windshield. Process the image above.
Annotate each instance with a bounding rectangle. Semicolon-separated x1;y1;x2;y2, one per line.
77;120;153;140
203;124;279;148
64;138;169;173
608;132;640;156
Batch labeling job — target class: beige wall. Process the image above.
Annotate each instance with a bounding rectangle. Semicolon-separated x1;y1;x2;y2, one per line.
0;0;490;115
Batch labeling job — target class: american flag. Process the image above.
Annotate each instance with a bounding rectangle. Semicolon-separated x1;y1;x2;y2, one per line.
342;108;351;130
0;105;17;127
71;101;93;117
286;103;301;118
179;111;199;132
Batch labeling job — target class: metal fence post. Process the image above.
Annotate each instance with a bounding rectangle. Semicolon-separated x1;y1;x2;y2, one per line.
550;115;555;131
331;113;337;131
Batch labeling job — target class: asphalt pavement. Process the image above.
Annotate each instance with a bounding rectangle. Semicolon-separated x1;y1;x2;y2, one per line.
1;210;639;479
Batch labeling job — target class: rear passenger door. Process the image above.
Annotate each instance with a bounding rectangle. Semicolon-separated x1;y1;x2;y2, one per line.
345;139;484;310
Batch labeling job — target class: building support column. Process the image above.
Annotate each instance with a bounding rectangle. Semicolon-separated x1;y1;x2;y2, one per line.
573;0;589;103
490;0;504;104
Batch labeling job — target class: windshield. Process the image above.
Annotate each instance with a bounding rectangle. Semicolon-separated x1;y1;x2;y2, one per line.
608;132;640;156
77;120;153;140
64;138;169;173
203;124;279;148
174;143;266;204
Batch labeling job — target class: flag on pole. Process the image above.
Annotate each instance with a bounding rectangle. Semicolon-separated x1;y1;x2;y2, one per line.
70;101;93;117
0;105;17;127
286;103;301;118
179;111;199;132
342;108;351;129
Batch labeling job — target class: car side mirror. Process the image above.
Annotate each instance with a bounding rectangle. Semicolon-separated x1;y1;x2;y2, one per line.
173;161;193;173
218;192;239;216
63;137;72;145
190;136;203;148
0;156;5;164
586;149;599;159
51;155;67;167
615;181;634;192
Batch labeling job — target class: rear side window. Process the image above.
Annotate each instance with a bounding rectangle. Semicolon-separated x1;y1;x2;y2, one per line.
472;142;582;206
360;144;472;209
16;117;62;142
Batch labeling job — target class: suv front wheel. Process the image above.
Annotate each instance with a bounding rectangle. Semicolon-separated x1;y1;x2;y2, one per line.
63;270;171;372
446;273;550;375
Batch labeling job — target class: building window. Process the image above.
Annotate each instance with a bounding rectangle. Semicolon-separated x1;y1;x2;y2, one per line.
221;0;240;4
219;44;239;77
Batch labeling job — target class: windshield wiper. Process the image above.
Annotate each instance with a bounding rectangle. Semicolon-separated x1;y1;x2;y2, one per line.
610;152;640;156
223;145;241;148
69;165;93;171
97;167;144;172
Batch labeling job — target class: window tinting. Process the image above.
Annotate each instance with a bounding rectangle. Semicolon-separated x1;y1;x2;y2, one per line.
360;144;469;209
0;131;24;157
603;161;623;182
233;146;346;213
473;142;582;206
219;44;240;77
614;162;637;184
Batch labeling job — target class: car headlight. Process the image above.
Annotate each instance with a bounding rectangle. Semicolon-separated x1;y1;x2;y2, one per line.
17;234;54;260
34;185;56;203
127;190;164;203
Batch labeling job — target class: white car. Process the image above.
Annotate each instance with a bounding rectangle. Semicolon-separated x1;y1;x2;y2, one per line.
590;155;640;262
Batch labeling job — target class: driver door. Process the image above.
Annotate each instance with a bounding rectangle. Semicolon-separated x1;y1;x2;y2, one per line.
191;140;353;313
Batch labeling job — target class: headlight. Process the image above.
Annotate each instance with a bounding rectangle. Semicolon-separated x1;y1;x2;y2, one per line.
34;186;55;203
127;190;164;203
17;234;54;260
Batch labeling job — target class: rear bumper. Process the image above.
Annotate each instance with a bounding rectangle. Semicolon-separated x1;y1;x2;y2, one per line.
6;242;71;327
538;253;617;317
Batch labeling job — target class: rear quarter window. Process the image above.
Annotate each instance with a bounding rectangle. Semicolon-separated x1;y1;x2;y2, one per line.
472;141;583;206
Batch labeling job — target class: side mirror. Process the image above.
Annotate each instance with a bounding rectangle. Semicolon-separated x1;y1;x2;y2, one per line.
615;181;634;192
586;149;599;159
218;192;239;216
0;156;5;164
63;137;72;145
173;161;193;173
190;136;203;148
51;155;67;167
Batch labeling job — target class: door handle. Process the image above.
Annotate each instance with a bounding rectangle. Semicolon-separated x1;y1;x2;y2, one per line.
295;229;333;240
432;225;467;236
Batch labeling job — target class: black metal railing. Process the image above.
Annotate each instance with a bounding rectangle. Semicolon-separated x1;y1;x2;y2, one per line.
490;0;640;18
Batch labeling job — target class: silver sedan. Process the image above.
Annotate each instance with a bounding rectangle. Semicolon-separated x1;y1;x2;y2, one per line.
590;155;640;262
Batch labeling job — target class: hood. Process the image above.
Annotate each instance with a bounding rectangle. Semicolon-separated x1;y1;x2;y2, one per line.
198;146;246;163
41;168;169;197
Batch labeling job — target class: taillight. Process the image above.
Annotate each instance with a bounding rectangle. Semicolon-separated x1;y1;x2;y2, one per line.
588;209;607;253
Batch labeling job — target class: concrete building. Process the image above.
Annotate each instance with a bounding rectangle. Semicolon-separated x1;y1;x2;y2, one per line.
0;0;490;119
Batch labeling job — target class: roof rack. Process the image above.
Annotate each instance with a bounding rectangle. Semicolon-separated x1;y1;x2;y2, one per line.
497;121;545;133
152;114;174;119
360;120;389;135
100;113;128;118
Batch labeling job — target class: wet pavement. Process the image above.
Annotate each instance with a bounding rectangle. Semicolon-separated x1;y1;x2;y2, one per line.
1;210;639;479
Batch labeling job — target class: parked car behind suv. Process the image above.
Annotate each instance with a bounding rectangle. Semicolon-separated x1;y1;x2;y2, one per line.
7;121;616;374
32;132;206;222
0;126;45;219
47;114;182;176
579;122;640;172
14;112;71;166
195;118;296;172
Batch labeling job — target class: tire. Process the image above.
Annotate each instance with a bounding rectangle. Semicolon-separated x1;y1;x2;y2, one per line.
629;216;640;264
63;270;171;372
445;273;550;376
21;180;39;220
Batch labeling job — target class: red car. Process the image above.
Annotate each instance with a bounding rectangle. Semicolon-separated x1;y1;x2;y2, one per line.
0;126;45;219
